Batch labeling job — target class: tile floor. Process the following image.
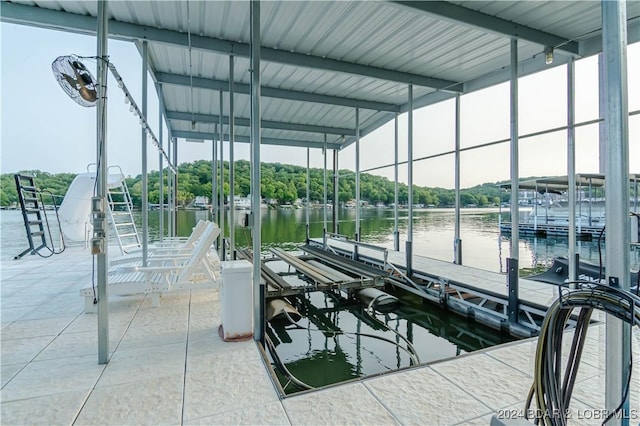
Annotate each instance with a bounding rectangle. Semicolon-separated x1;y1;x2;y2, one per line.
1;247;639;425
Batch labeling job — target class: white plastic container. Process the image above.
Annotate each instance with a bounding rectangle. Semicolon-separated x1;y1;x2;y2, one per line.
220;260;254;341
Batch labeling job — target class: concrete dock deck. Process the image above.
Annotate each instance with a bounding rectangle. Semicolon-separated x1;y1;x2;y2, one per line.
1;246;639;425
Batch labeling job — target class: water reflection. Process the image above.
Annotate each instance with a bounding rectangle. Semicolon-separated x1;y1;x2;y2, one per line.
267;291;516;394
2;208;638;271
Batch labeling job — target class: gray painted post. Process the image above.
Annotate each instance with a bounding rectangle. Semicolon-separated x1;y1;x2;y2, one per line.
394;113;399;251
508;38;520;324
333;148;339;234
96;0;109;365
406;84;413;276
567;59;577;282
229;54;235;258
157;83;164;242
167;137;172;237
355;108;360;241
454;94;462;265
323;134;328;233
602;1;631;422
173;137;178;237
218;91;225;256
306;147;310;240
212;123;218;228
141;40;149;267
250;0;263;342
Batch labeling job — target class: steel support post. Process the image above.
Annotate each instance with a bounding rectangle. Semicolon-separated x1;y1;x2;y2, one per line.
406;84;413;276
306;147;310;240
157;83;165;242
602;1;631;423
508;38;520;324
219;91;225;256
141;40;149;267
212;124;218;228
229;54;235;258
167;137;173;237
250;0;263;342
333;148;339;234
323;134;328;234
567;59;578;282
393;113;399;251
96;0;109;365
454;94;462;265
173;137;178;237
355;108;361;241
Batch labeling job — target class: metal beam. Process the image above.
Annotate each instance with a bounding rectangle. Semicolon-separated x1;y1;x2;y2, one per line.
165;110;356;136
602;1;631;422
171;130;341;150
454;94;462;265
95;0;109;366
392;1;580;55
406;84;413;277
141;40;149;268
229;54;235;257
393;114;399;252
508;38;520;325
218;91;225;256
155;72;399;112
567;60;577;282
250;0;262;343
157;83;164;243
355;108;361;241
0;2;461;91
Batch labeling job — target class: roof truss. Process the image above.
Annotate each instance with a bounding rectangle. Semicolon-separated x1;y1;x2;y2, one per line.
1;2;463;91
392;1;580;55
171;130;342;150
166;111;356;136
156;72;400;112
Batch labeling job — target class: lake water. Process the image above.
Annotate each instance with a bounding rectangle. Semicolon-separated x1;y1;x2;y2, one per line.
3;207;638;393
4;206;636;272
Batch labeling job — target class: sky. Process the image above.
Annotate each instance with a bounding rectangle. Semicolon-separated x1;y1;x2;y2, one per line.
1;22;639;189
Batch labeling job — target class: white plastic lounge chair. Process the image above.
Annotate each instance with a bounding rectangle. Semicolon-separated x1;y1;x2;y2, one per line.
108;225;221;275
81;222;221;311
109;220;215;266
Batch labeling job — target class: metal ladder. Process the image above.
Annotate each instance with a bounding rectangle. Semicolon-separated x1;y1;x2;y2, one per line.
13;174;65;259
106;166;141;254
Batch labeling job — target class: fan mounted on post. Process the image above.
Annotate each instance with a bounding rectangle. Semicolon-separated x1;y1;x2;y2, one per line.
51;55;98;107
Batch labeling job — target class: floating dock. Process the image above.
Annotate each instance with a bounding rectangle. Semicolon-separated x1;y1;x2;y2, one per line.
500;222;603;239
244;234;563;339
302;236;562;338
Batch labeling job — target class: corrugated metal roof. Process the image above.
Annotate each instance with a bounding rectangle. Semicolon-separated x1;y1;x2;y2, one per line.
2;0;637;149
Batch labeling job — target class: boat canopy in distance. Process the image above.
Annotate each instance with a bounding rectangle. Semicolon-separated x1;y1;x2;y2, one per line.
499;174;640;194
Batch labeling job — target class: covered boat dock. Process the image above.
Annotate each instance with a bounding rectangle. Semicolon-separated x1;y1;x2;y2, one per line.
2;0;639;424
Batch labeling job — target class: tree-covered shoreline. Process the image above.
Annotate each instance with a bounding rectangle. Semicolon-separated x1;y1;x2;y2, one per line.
0;160;507;208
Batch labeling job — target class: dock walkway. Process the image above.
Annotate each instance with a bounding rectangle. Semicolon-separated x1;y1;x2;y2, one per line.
1;246;639;425
309;237;564;335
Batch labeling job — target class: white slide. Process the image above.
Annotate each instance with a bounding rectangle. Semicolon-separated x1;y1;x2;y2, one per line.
57;170;125;242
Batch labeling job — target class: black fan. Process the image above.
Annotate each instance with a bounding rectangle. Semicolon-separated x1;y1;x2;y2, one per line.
51;55;98;107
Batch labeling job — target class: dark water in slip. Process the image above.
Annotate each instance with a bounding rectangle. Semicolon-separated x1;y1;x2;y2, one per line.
2;207;638;393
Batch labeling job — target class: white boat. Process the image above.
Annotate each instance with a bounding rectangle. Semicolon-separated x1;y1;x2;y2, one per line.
230;195;251;210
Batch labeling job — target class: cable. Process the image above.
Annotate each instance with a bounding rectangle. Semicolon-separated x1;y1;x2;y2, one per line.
524;282;640;425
